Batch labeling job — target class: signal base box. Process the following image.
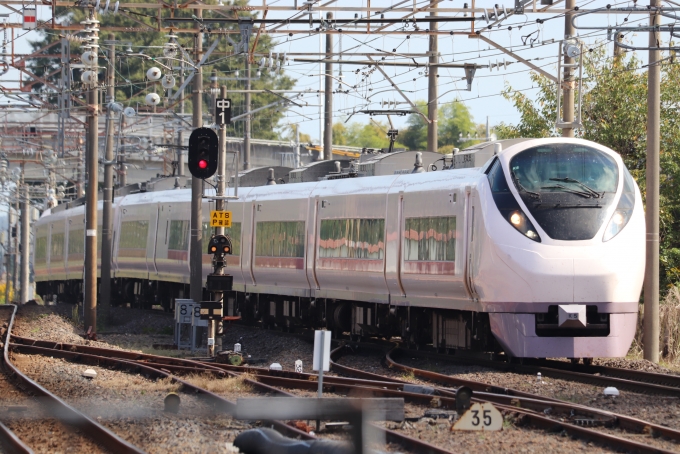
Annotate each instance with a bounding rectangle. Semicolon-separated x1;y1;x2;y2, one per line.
200;301;223;320
207;274;234;292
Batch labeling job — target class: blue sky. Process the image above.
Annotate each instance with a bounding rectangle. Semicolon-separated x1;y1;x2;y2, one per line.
2;0;669;143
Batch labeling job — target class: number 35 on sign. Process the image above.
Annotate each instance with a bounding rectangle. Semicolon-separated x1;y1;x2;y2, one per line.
452;403;502;431
210;210;232;227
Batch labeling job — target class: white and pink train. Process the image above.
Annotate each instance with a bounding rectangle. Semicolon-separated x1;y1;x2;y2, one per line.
34;138;644;359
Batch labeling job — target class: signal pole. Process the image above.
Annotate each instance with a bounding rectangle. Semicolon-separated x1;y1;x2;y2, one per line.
323;12;333;161
427;6;438;152
562;0;576;138
209;84;229;357
190;8;204;305
100;33;115;324
644;0;661;363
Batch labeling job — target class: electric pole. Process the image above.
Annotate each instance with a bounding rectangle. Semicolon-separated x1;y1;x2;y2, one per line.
19;169;29;303
190;8;204;305
644;0;661;363
323;12;333;161
178;59;185;177
12;197;17;300
84;14;99;334
244;55;252;170
427;7;438;153
5;203;11;304
100;33;115;324
562;0;576;138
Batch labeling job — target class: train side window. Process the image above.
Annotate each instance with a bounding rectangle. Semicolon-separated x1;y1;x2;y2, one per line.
319;218;385;260
487;159;511;193
256;221;305;258
404;216;456;261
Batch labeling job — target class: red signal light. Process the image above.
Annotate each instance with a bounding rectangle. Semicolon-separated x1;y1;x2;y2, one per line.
198;159;209;169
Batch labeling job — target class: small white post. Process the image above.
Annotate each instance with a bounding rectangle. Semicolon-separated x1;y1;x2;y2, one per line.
313;330;331;431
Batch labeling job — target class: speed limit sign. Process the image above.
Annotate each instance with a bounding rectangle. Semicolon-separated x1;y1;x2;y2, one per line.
452;403;502;431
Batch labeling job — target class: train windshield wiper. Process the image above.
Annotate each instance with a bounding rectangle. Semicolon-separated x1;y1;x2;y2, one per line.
511;171;541;200
549;177;603;198
541;184;593;198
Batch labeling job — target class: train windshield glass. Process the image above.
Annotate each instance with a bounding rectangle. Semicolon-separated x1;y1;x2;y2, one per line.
509;144;620;241
510;144;618;193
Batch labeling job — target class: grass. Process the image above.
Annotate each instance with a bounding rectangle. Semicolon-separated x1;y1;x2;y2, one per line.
71;305;81;328
184;373;255;394
631;286;680;368
399;370;417;382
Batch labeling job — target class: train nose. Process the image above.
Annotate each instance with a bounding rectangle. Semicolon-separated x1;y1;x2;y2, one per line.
494;244;575;303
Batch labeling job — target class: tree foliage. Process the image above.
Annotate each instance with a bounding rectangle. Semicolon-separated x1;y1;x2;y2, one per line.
497;47;680;289
331;120;405;149
27;0;293;140
399;100;479;152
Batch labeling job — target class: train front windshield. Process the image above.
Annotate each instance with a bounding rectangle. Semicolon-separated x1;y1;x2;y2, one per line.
509;144;619;241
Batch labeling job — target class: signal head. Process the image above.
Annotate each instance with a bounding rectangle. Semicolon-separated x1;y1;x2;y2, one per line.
188;127;218;179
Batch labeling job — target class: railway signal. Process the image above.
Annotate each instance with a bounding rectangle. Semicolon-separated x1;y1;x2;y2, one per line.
188;127;218;179
207;234;233;255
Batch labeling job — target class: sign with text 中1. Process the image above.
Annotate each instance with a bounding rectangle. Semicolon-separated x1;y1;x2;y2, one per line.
216;98;232;125
210;210;232;228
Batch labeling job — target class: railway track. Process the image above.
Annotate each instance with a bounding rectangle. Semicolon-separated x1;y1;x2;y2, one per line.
11;334;680;453
393;346;680;397
8;335;448;453
374;345;680;453
0;305;145;454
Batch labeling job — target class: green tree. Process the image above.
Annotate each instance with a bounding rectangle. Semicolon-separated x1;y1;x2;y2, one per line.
399;100;478;152
27;0;293;140
330;120;405;149
498;47;680;289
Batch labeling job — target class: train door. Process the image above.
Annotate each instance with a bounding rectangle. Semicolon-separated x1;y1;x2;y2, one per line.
463;186;479;300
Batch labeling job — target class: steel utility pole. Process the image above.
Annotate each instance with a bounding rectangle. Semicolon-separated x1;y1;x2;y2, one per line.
323;12;333;161
644;0;661;363
190;8;204;305
561;0;576;138
244;55;252;170
427;7;438;152
84;14;99;334
100;34;115;324
19;169;29;303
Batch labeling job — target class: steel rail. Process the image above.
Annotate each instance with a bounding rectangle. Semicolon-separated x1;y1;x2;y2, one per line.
10;337;454;454
0;306;34;454
3;318;144;454
0;421;33;454
17;333;680;453
383;347;680;446
6;338;622;432
16;335;680;451
1;307;146;454
392;346;680;397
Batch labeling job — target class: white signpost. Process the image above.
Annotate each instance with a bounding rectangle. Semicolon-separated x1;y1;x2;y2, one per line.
313;330;331;394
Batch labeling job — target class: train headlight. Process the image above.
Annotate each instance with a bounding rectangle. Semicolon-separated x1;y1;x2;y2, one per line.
603;169;636;242
506;210;541;242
